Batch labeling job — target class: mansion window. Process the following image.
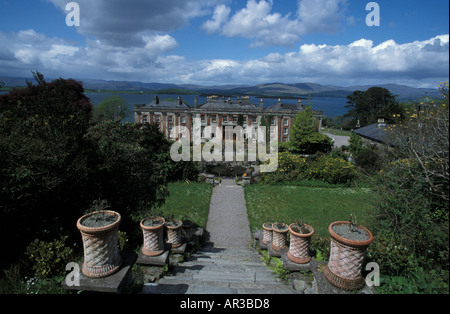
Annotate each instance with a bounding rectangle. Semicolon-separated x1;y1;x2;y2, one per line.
201;126;206;138
143;115;148;123
201;115;206;122
284;119;289;126
181;116;186;124
155;115;161;123
283;128;288;135
168;116;173;123
271;118;276;126
233;116;238;123
212;115;217;123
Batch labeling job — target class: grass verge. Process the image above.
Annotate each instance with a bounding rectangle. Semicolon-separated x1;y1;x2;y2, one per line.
157;182;213;229
244;184;376;238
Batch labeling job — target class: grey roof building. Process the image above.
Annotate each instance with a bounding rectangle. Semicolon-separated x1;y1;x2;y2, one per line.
134;95;323;142
353;119;399;146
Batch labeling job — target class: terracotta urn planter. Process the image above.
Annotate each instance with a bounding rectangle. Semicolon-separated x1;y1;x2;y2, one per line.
182;220;195;242
323;221;374;291
76;210;123;278
166;219;183;248
141;217;166;256
287;223;315;264
271;223;288;252
261;223;273;246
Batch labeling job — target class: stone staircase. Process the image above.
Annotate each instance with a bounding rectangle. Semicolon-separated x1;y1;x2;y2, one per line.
141;245;298;294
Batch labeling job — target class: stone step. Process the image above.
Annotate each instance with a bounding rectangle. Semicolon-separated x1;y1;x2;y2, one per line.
141;246;298;294
160;271;281;285
157;276;289;287
191;250;263;260
172;264;272;275
183;258;266;267
142;282;296;295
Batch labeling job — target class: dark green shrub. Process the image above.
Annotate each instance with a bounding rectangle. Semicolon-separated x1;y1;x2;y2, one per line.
0;73;93;266
310;236;330;262
24;236;75;279
306;155;358;185
85;120;170;247
289;107;333;154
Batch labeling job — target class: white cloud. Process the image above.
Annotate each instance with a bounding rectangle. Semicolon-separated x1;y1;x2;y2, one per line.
47;0;221;47
184;34;449;86
297;0;347;34
202;0;349;47
202;4;231;33
0;29;180;80
1;27;448;88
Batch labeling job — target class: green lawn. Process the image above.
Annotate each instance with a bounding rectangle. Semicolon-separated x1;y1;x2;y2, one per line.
157;182;213;229
156;182;376;238
244;184;376;238
321;127;352;137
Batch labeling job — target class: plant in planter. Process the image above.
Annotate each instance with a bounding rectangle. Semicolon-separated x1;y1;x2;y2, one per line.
76;199;122;278
271;223;289;252
140;216;166;257
323;214;374;291
287;219;315;264
165;216;184;248
262;222;273;246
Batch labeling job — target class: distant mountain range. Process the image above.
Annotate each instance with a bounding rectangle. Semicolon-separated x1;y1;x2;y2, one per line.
1;75;441;100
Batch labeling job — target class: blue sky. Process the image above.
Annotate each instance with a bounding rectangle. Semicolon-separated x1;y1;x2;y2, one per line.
0;0;448;87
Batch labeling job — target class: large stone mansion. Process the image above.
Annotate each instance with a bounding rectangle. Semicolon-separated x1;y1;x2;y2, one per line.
134;95;323;142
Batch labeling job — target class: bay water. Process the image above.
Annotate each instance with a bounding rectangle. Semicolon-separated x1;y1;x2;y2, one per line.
85;93;349;123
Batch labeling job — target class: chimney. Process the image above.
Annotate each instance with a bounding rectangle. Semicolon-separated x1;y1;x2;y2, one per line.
260;98;264;109
194;97;198;108
298;99;303;109
154;96;160;105
177;96;182;106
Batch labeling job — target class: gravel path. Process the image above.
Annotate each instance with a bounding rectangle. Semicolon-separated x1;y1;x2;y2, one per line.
324;132;350;148
205;179;252;248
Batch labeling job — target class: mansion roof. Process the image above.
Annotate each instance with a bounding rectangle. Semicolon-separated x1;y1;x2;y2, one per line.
135;95;311;116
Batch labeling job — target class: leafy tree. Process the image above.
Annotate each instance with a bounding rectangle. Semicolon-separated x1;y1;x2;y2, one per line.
370;82;449;291
93;95;129;122
0;73;176;267
0;72;93;265
289;107;333;154
85;121;169;238
237;114;244;127
345;87;404;127
348;132;364;155
259;115;272;147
